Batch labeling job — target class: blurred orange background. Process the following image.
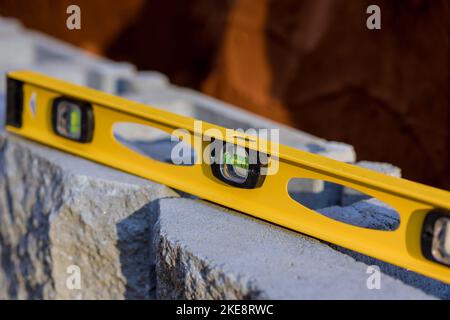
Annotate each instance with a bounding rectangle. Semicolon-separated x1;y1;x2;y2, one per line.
0;0;448;189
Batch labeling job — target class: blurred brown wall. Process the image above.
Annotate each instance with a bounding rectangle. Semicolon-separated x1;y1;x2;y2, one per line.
1;0;449;189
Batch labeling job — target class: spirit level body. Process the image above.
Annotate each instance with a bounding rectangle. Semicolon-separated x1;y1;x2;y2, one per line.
5;70;450;284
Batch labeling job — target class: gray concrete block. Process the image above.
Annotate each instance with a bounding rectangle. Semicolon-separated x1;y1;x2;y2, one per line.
30;62;88;87
319;198;400;231
177;88;356;163
123;87;356;163
0;133;178;299
86;61;136;95
2;133;448;300
0;18;126;94
355;161;402;177
125;71;170;92
288;179;342;210
27;29;109;66
0;17;23;35
154;198;448;299
0;94;4;129
0;17;354;164
0;34;35;67
1;127;449;300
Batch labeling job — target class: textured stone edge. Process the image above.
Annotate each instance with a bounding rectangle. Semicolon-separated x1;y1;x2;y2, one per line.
0;133;179;299
1;134;449;300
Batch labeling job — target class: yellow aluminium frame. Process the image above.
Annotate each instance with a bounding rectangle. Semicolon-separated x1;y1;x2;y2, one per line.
5;70;450;284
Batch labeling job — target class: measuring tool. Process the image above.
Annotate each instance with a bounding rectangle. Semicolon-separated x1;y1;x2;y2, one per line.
5;70;450;284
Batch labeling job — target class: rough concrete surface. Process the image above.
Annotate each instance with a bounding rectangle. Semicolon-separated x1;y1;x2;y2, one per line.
155;198;448;299
0;134;178;299
2;133;449;300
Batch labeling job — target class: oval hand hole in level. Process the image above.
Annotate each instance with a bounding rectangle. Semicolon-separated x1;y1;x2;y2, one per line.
113;122;196;165
288;178;400;231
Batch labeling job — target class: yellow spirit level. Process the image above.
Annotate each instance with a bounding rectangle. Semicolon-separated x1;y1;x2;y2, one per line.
5;70;450;284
